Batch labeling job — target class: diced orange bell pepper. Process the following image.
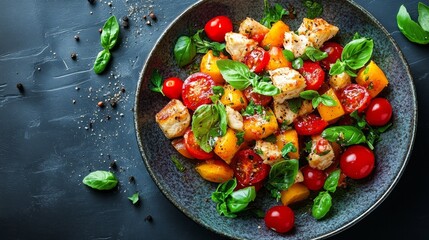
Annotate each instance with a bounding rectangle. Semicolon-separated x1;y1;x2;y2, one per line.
281;183;310;206
265;46;292;71
317;88;345;123
261;20;290;49
276;129;300;160
356;60;389;98
195;159;234;183
200;50;227;84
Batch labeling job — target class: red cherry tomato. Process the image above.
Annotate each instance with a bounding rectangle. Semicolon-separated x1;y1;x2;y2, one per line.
365;98;393;126
320;42;343;70
294;113;328;136
264;206;295;233
338;84;371;113
251;33;265;44
182;72;215;111
243;86;272;106
183;129;214;160
299;61;325;91
340;145;375;179
162;77;183;99
301;165;327;191
204;15;233;42
243;48;270;73
315;138;330;155
231;149;270;188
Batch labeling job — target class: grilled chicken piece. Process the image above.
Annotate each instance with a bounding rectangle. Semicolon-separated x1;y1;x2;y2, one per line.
283;32;313;58
273;99;314;125
239;17;270;39
295;170;304;183
269;67;306;103
254;140;282;165
297;18;339;48
225;32;258;62
308;135;335;170
329;71;352;90
225;106;244;131
155;99;191;139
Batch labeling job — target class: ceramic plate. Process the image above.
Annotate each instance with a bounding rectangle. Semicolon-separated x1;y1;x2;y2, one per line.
134;0;417;239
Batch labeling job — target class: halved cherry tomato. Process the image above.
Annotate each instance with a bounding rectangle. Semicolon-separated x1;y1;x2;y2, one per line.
301;165;327;191
320;42;343;70
183;128;214;160
243;48;270;73
162;77;183;99
182;72;215;111
243;86;272;106
204;16;233;42
338;84;371;113
365;98;393;126
340;145;374;179
294;113;328;136
299;61;325;91
251;33;265;44
264;206;295;233
315;138;330;155
230;149;270;188
171;138;195;159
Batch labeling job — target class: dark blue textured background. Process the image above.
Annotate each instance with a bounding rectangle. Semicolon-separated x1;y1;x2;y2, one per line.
0;0;427;239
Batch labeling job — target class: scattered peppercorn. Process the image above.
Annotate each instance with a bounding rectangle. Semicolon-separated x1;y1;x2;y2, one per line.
71;52;77;60
98;28;103;34
149;12;157;21
106;115;111;120
145;20;151;26
72;100;76;104
74;35;80;41
129;176;135;183
142;15;147;20
144;215;153;222
122;16;129;22
110;99;117;108
122;20;129;29
97;101;105;108
89;121;93;129
108;2;112;7
110;161;117;169
120;87;126;93
16;83;24;92
88;0;95;4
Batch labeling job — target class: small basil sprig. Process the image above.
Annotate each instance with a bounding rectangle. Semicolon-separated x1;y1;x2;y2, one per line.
211;178;256;218
281;142;297;159
94;16;120;74
191;102;227;153
217;59;280;96
192;30;226;55
283;47;327;70
321;125;366;146
266;159;299;201
148;69;164;95
329;36;373;77
397;3;429;44
82;170;118;190
350;110;392;150
261;0;289;28
171;156;186;172
287;98;303;114
304;0;323;19
312;170;340;219
300;90;337;108
128;192;140;205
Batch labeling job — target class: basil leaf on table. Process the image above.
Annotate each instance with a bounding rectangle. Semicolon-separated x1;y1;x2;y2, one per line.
266;159;299;201
128;192;140;205
418;2;429;32
261;0;288;28
93;49;112;74
101;16;120;50
324;169;341;193
321;126;366;146
312;191;332;220
174;36;197;67
82;170;118;190
397;4;429;44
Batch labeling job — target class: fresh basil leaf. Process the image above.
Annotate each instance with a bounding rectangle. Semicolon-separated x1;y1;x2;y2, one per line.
217;59;252;90
128;192;140;205
101;16;120;50
312;191;332;220
226;186;256;213
251;208;266;218
266;159;299;201
174;36;197;67
171;155;186;172
329;59;346;75
212;86;225;96
282;49;295;61
304;0;323;19
342;37;374;70
300;90;319;100
321;126;366;146
192;104;220;152
192;30;226;55
236;131;245;146
261;0;288;28
82;170;118;190
215;102;228;136
312;97;322;108
242;101;264;117
305;46;328;62
345;68;357;77
281;143;297;159
292;58;304;69
397;5;429;44
93;49;111;74
253;81;280;96
350;110;366;128
324;169;341;193
320;94;337;107
288;98;303;114
149;69;164;95
352;32;362;40
418;2;429;32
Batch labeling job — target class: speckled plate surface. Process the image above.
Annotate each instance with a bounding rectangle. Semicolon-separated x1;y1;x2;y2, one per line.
134;0;417;239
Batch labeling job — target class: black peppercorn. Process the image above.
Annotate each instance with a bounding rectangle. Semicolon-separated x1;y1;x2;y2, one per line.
16;83;24;92
71;52;77;60
149;12;157;20
88;0;95;4
110;161;117;169
144;215;153;222
74;35;80;41
110;100;117;108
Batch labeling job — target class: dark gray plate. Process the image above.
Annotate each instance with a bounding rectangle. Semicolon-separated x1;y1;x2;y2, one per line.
134;0;417;239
